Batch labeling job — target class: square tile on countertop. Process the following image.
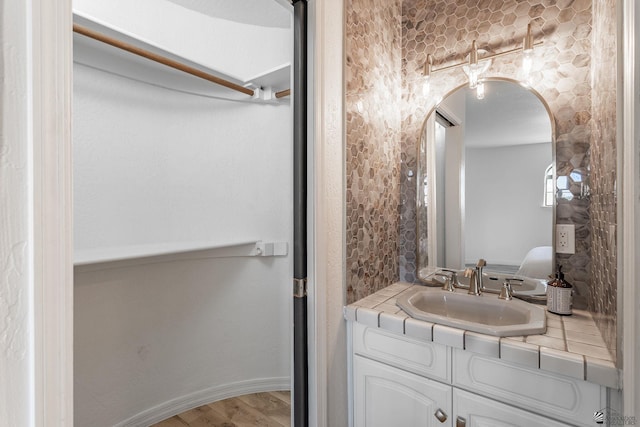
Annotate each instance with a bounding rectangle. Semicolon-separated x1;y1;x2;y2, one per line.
567;340;614;362
500;339;539;369
542;326;564;340
385;297;398;306
405;317;433;341
343;305;357;322
502;335;525;342
565;328;607;347
465;332;500;358
525;334;566;351
562;309;595;325
545;314;563;329
354;294;389;309
375;286;407;298
585;356;620;389
375;302;403;314
383;282;414;295
433;324;464;349
395;285;420;298
562;321;602;335
379;312;407;334
355;307;380;327
540;346;584;380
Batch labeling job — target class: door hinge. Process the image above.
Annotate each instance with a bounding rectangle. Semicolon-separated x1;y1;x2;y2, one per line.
293;278;307;298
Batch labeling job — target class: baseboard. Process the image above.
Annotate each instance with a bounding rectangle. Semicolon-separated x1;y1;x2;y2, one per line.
115;376;291;427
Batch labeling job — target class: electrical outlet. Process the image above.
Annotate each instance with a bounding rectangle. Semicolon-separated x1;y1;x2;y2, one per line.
556;224;575;254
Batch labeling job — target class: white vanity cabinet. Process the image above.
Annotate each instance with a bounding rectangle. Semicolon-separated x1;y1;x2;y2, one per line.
452;388;568;427
349;322;606;427
354;356;453;427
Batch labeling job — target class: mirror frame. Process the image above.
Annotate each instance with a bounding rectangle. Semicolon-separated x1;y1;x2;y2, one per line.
416;77;557;281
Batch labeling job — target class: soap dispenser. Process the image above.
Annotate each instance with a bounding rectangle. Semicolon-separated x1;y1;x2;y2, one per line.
546;265;572;315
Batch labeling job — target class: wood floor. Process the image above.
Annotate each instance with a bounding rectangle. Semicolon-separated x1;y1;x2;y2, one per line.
151;391;291;427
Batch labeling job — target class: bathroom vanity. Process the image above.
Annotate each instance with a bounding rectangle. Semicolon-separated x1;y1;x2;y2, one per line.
344;283;620;427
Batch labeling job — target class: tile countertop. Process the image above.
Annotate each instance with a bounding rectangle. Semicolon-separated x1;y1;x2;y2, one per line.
343;282;621;390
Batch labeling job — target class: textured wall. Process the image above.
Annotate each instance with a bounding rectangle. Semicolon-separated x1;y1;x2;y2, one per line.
400;0;594;309
345;0;403;303
589;0;618;363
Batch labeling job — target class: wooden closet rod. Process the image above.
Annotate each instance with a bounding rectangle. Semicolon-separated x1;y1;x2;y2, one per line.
275;89;291;99
73;24;255;96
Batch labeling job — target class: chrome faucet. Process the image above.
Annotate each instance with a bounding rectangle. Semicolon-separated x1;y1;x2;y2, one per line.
464;259;486;296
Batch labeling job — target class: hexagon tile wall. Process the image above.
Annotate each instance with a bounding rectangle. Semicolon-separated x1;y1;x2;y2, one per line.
589;0;617;364
346;0;617;361
345;0;403;303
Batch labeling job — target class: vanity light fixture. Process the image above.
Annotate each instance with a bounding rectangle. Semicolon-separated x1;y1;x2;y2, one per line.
422;23;541;98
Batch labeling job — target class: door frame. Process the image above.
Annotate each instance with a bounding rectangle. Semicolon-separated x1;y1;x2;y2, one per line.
307;0;347;426
621;0;640;416
21;0;73;425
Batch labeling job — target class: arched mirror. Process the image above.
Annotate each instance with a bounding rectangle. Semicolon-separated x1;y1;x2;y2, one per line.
417;79;555;291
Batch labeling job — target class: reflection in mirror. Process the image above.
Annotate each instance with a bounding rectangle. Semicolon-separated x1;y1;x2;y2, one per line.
418;79;554;284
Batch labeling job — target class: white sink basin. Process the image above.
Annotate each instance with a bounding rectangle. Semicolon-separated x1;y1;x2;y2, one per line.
396;288;546;337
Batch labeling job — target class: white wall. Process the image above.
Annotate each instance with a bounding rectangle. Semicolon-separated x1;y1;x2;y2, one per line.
465;143;552;266
440;91;466;269
74;63;291;250
73;40;292;426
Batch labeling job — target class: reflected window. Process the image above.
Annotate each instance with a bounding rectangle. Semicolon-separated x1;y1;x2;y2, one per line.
543;164;554;207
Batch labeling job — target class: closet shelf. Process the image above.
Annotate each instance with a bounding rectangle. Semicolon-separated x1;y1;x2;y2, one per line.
72;19;291;101
74;240;288;272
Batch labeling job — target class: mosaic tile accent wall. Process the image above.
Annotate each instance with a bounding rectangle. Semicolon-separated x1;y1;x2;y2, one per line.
400;0;594;308
345;0;402;304
345;1;619;351
589;0;617;363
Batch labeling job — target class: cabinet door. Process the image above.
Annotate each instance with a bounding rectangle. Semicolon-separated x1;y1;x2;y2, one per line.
453;348;604;426
453;388;569;427
354;355;452;427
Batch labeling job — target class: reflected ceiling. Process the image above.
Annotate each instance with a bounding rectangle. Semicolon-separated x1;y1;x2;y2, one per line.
464;81;552;148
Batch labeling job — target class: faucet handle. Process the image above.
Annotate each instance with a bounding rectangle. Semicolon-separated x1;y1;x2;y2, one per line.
439;269;458;292
499;281;513;300
476;258;487;268
440;269;458;280
499;278;525;300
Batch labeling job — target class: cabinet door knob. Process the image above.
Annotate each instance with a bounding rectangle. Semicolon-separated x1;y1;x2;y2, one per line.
434;408;448;423
456;416;467;427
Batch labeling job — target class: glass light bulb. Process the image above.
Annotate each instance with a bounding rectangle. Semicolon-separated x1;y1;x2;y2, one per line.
476;81;485;100
422;76;431;96
468;68;478;89
522;50;533;75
